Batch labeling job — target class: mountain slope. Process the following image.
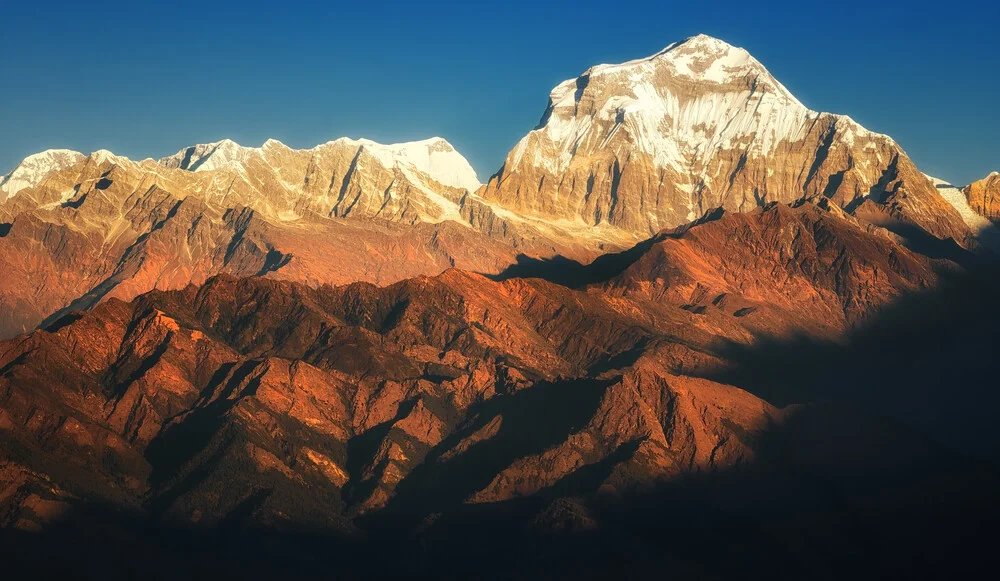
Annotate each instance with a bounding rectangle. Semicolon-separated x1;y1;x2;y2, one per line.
0;32;997;580
929;175;1000;251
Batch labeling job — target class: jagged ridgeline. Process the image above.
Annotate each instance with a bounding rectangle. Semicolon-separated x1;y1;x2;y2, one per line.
1;35;996;341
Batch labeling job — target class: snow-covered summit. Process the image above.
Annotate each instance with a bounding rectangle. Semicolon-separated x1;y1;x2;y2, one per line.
515;34;883;174
331;136;481;192
0;149;86;200
584;34;799;102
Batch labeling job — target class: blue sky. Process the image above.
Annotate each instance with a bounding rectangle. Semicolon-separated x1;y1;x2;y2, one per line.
1;0;996;185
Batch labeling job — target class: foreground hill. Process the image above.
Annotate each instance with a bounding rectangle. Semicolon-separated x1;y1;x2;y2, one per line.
3;202;996;578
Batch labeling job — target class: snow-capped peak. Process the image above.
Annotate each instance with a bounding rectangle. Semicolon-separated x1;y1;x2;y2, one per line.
577;36;781;95
0;149;86;200
158;139;256;172
350;137;481;192
514;34;863;175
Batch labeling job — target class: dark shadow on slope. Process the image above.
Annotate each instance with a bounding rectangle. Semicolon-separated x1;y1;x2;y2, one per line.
36;200;185;332
341;398;419;506
485;207;736;289
882;221;979;266
0;501;364;581
0;222;11;237
362;376;614;530
487;233;667;288
61;192;88;209
585;339;650;376
144;360;263;487
387;402;997;580
255;248;292;276
4;397;995;581
37;273;130;331
41;312;84;333
702;262;1000;464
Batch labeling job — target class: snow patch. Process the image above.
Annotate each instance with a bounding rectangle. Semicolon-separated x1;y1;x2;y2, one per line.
927;174;1000;251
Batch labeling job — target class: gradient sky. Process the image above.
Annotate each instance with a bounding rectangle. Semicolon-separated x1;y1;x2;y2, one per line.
1;0;996;186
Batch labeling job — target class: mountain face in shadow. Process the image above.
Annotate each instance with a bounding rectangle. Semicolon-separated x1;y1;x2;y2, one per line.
700;262;1000;462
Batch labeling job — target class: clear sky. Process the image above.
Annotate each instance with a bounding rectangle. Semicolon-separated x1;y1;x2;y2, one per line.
1;0;996;186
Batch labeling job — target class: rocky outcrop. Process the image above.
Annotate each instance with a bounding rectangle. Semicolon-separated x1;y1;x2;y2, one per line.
965;171;1000;223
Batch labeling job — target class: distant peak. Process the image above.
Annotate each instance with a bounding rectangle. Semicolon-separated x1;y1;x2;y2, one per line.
262;138;288;149
90;149;122;163
4;149;84;172
24;148;84;162
158;139;256;172
209;138;241;147
333;136;456;151
349;137;480;191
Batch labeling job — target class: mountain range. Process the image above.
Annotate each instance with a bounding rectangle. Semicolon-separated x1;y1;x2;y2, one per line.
1;35;998;579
